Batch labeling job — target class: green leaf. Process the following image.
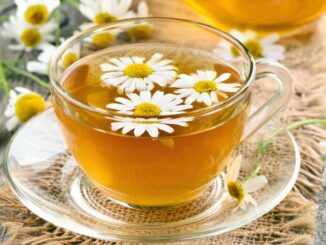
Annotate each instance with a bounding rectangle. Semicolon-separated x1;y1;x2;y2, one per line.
0;59;10;97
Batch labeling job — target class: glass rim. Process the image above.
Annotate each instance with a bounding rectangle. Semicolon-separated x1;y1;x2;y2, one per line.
48;17;256;118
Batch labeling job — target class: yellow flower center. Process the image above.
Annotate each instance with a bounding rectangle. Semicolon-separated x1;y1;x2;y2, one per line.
94;12;117;24
124;64;152;78
134;102;161;117
193;80;217;93
128;24;152;40
231;39;263;59
15;93;46;122
63;53;78;69
25;4;49;25
92;32;116;48
227;181;245;202
21;28;42;47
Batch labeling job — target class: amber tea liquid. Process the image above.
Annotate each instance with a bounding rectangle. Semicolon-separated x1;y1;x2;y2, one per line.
53;44;250;206
185;0;326;35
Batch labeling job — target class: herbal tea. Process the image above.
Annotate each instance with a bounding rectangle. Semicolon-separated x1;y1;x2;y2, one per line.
53;44;249;206
185;0;326;34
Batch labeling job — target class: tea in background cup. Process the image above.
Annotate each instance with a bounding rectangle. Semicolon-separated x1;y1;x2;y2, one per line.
184;0;326;36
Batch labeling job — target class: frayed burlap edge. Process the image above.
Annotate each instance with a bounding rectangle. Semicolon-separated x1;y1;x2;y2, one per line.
1;2;326;244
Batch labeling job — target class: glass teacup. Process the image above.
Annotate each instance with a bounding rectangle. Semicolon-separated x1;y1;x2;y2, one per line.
49;18;293;208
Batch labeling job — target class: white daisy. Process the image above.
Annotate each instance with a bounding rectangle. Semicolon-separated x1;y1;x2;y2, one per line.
101;53;178;93
224;155;268;210
79;0;134;30
127;1;152;40
111;116;193;137
171;70;241;106
4;87;46;131
1;15;56;52
213;29;285;61
60;42;81;69
26;44;57;75
15;0;60;25
107;90;192;116
82;28;121;48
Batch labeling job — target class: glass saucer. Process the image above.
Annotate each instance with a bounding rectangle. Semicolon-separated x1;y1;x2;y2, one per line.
3;108;300;242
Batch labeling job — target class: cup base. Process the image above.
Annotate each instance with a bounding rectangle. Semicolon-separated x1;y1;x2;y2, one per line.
70;173;226;225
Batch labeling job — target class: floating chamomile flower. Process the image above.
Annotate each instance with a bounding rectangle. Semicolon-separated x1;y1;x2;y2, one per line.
213;29;285;61
15;0;60;25
1;15;55;52
111;116;193;138
107;90;192;116
224;155;268;210
101;53;177;93
79;0;133;30
4;87;46;131
171;70;241;106
27;44;57;75
127;1;152;40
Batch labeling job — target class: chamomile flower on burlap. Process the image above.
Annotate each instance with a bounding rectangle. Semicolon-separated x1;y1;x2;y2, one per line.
224;155;268;210
213;29;285;61
15;0;60;25
101;53;178;93
171;70;241;106
111;116;193;137
79;0;133;30
107;90;192;115
27;44;57;74
127;1;152;40
1;15;55;52
4;87;46;131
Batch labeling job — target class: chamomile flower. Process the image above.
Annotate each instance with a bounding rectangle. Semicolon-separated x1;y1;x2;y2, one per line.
224;155;268;210
101;53;178;93
107;90;192;116
171;70;241;106
82;28;121;48
27;44;57;75
1;15;55;52
79;0;133;30
15;0;60;25
4;87;46;131
127;1;152;40
111;116;193;137
213;29;285;61
60;42;81;69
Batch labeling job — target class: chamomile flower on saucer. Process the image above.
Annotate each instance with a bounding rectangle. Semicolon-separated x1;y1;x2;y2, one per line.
1;15;55;52
111;116;193;137
127;1;152;40
107;90;192;116
101;53;178;93
27;44;57;75
224;155;268;210
4;87;46;131
79;0;133;30
213;29;285;61
15;0;60;25
171;70;241;106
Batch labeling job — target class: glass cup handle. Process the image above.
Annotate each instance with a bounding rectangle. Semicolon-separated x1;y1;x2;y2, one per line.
240;59;294;142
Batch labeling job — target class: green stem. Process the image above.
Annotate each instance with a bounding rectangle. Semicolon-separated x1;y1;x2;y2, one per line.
248;118;326;179
0;15;9;22
55;7;61;46
0;59;10;97
65;0;79;9
2;62;50;88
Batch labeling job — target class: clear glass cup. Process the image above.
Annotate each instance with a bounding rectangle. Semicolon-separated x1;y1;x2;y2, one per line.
184;0;326;36
49;17;293;208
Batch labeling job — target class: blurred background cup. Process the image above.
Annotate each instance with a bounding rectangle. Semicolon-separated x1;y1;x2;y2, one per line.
184;0;326;36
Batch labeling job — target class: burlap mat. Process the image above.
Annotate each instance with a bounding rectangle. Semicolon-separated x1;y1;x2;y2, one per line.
1;1;326;244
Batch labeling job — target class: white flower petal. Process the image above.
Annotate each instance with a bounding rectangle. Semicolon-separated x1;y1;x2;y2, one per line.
243;175;268;193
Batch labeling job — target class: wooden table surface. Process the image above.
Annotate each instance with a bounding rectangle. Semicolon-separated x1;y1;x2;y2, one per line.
0;2;325;244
